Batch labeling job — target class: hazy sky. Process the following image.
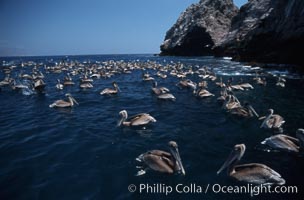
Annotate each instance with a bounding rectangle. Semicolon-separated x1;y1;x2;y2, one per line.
0;0;247;56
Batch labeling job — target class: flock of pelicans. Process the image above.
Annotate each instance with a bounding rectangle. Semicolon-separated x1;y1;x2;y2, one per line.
1;59;303;186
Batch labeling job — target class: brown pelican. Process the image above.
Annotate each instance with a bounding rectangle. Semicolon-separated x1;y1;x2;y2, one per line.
117;110;156;127
10;80;28;90
79;82;93;89
177;79;197;90
33;79;46;91
63;73;75;85
136;141;185;176
49;93;79;108
223;95;241;110
157;93;176;101
151;81;170;95
276;77;286;88
230;102;259;118
100;82;120;95
0;76;13;86
256;77;267;86
217;87;228;102
217;144;285;185
261;134;300;153
215;77;226;88
262;128;304;153
260;109;285;130
142;72;154;81
239;83;254;90
80;74;93;83
156;71;167;79
56;79;64;90
194;87;214;98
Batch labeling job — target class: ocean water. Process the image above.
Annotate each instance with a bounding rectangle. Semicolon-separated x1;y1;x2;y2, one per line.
0;54;304;200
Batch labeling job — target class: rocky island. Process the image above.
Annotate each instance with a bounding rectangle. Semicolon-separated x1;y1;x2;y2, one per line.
160;0;304;65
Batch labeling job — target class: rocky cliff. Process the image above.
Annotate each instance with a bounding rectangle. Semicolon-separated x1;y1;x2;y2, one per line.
160;0;238;56
161;0;304;65
218;0;304;65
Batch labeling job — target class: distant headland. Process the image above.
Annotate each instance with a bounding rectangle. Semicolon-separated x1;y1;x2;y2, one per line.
160;0;304;65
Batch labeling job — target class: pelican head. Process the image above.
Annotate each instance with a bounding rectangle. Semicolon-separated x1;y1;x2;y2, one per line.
113;82;121;92
168;141;185;175
217;144;246;175
244;102;259;117
268;109;274;115
117;110;128;126
65;93;79;105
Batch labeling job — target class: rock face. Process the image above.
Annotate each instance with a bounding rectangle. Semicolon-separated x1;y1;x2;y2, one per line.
160;0;238;56
161;0;304;65
218;0;304;65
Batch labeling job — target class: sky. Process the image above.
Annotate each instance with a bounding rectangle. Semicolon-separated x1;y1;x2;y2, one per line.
0;0;247;56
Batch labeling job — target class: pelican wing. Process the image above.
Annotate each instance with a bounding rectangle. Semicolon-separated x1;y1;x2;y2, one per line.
130;114;156;126
230;107;249;117
142;150;175;174
101;88;116;95
157;93;175;100
159;87;170;93
262;134;299;152
271;115;285;128
233;163;285;185
50;100;71;108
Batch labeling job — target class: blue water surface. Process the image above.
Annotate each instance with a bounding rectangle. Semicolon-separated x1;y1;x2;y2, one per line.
0;54;304;200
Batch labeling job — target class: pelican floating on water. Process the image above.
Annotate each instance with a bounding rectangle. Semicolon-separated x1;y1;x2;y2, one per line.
261;134;300;153
136;141;185;176
49;93;79;108
80;82;93;89
100;82;120;95
151;81;170;95
223;95;241;110
56;79;63;90
230;102;259;118
177;79;197;90
194;87;214;98
261;128;304;153
260;109;285;131
157;93;176;101
117;110;156;127
217;144;285;185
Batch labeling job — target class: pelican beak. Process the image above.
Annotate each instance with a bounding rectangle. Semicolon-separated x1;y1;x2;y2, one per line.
117;118;123;127
117;111;125;127
117;86;121;92
72;97;79;105
217;144;245;175
170;145;185;175
248;105;259;118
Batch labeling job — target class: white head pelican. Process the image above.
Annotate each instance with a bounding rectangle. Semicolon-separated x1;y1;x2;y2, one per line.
100;82;120;95
217;144;285;185
49;93;79;108
136;141;185;176
117;110;156;127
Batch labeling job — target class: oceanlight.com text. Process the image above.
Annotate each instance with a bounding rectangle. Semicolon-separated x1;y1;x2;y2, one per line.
128;183;298;196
